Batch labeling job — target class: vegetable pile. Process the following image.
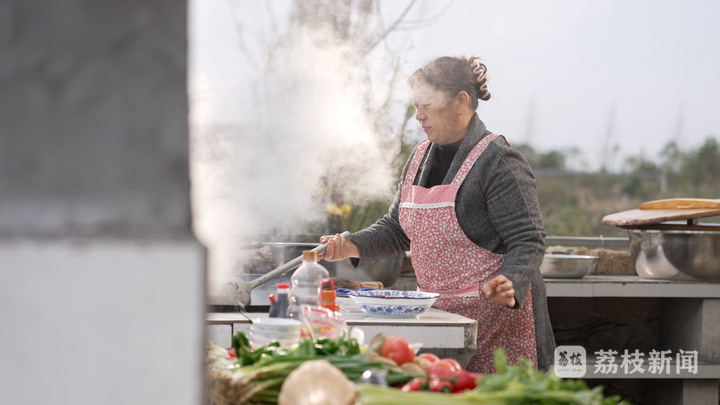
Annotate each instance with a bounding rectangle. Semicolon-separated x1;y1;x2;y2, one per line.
205;331;422;405
357;349;630;405
207;331;629;405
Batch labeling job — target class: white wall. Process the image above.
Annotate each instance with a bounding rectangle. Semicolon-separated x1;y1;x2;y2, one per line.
0;239;206;405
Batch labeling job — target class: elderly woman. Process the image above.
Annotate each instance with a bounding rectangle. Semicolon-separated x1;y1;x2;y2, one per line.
322;55;555;373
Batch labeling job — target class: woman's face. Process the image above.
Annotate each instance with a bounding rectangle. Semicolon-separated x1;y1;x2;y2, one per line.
413;84;465;145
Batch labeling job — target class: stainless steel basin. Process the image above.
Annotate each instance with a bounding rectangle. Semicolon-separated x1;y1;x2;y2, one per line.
539;254;598;279
628;229;720;281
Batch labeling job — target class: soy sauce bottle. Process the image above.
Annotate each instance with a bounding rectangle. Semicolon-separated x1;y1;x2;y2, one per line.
267;294;278;317
271;283;290;318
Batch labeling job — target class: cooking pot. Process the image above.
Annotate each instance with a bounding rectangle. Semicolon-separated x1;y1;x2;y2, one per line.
628;229;720;281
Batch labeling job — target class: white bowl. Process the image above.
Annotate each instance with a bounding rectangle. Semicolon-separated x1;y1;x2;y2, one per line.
249;328;300;341
251;318;302;333
348;290;439;317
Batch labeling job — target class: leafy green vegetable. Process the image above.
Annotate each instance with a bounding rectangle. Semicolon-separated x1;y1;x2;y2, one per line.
357;349;630;405
207;331;421;405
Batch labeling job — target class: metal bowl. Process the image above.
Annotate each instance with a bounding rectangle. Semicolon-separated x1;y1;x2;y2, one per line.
539;254;598;279
628;229;720;281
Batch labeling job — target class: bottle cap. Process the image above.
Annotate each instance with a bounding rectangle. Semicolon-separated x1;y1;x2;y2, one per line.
277;283;289;289
302;250;318;261
268;294;276;302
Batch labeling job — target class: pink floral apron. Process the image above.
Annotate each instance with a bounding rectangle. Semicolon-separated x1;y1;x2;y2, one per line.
398;135;537;373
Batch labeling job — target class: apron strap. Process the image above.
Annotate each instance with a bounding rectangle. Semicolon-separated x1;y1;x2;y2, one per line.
451;134;509;186
403;141;430;188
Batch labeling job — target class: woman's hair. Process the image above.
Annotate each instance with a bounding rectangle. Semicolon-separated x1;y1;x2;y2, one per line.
408;55;491;111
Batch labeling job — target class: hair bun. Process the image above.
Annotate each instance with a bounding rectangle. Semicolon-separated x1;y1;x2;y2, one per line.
471;59;491;101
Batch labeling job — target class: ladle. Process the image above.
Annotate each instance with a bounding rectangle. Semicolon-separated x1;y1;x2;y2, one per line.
233;231;351;307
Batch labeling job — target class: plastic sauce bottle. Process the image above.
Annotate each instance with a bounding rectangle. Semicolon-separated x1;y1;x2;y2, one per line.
287;250;329;320
267;294;278;318
273;283;290;318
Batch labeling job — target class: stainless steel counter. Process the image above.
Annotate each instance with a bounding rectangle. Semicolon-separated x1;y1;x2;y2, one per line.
395;272;720;298
544;275;720;298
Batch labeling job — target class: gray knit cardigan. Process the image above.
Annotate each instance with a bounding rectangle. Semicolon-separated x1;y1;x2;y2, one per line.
350;114;556;371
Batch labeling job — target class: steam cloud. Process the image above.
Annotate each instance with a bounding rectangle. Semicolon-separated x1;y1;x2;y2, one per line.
191;24;406;304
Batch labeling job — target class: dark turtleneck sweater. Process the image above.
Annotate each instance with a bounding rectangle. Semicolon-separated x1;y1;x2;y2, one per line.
416;138;463;188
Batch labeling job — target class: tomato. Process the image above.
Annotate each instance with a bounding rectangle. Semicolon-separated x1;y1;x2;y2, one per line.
452;370;478;392
382;336;415;365
428;361;457;380
227;347;237;358
429;378;454;393
469;371;484;381
417;352;440;364
401;377;429;392
438;357;462;372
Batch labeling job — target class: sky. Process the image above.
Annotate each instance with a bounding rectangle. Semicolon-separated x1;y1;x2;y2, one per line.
189;0;720;172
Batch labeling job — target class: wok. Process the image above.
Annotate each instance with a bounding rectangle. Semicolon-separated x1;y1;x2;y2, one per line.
233;231;351;307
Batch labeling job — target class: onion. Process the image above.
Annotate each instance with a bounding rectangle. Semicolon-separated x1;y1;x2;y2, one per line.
278;359;356;405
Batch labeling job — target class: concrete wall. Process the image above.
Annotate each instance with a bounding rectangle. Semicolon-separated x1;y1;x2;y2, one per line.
0;2;206;404
0;1;191;238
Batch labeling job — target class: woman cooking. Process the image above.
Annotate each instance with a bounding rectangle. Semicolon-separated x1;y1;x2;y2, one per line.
321;55;555;373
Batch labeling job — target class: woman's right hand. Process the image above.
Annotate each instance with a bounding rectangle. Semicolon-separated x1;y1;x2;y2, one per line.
319;233;359;261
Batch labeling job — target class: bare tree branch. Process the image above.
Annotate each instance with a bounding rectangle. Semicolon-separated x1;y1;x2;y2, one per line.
352;0;374;40
400;0;456;28
265;0;280;36
361;0;419;57
226;0;261;72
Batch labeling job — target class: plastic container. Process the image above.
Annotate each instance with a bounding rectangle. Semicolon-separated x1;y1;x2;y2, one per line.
301;306;346;340
274;283;290;318
287;250;329;320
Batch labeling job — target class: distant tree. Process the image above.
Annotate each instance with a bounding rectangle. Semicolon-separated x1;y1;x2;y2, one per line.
618;154;659;198
514;143;538;166
680;137;720;196
537;150;566;170
514;144;568;170
658;141;684;193
659;141;683;173
623;155;659;175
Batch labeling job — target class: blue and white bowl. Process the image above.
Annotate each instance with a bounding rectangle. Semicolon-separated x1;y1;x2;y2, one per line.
348;289;440;317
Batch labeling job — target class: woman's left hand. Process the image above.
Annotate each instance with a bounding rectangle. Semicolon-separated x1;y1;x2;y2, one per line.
481;275;516;308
